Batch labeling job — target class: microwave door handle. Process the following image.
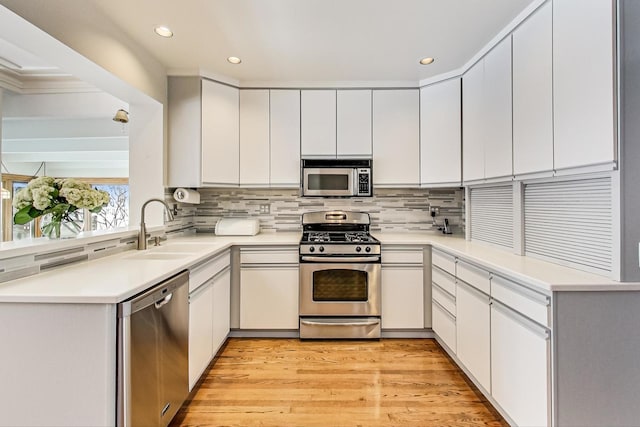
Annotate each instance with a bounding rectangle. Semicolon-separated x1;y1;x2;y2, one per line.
353;169;358;195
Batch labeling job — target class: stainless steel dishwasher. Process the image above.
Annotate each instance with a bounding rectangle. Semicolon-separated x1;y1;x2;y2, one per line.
117;270;189;427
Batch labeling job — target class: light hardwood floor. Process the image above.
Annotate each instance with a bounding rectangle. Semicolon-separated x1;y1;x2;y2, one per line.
171;338;507;427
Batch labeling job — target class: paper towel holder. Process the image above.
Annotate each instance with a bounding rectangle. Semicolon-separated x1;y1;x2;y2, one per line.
173;187;201;204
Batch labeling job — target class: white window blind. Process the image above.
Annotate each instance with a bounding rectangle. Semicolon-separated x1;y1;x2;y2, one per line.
524;177;612;274
470;185;514;249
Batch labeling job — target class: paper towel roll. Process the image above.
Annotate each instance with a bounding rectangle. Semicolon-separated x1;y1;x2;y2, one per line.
173;188;200;204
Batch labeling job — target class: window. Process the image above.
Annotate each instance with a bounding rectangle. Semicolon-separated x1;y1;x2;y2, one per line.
0;175;129;242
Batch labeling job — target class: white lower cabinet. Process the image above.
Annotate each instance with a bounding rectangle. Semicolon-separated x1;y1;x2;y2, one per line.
381;246;425;329
456;280;491;392
188;281;214;390
432;300;456;353
433;248;551;426
381;266;424;329
188;251;231;391
491;301;550;427
239;247;299;330
212;268;231;355
240;267;299;329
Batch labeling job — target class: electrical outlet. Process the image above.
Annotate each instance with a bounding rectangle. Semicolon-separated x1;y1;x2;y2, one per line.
259;203;270;214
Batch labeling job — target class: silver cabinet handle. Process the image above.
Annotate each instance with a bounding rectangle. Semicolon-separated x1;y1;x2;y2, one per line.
154;293;173;309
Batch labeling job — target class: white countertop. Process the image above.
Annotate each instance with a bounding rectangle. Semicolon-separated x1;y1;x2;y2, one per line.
375;232;639;292
0;230;638;304
0;232;300;304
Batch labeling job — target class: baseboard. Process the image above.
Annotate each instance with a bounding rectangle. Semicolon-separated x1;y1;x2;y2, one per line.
229;329;300;338
381;329;434;338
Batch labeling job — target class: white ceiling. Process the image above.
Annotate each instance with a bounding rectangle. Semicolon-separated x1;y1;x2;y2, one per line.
89;0;536;85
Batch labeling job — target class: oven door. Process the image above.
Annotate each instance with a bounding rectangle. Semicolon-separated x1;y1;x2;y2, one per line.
302;168;355;197
299;260;381;316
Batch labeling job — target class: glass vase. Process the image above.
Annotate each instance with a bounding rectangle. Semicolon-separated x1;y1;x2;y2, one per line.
40;212;83;239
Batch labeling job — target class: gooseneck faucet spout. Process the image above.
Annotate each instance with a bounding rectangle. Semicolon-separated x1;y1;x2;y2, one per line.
138;198;175;250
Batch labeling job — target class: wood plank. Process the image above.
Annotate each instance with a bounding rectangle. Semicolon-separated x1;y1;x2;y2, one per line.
171;338;507;427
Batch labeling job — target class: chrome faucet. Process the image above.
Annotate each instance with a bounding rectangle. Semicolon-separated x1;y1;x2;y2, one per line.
137;198;175;250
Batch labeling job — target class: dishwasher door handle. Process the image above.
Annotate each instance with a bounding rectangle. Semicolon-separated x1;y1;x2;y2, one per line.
154;293;173;309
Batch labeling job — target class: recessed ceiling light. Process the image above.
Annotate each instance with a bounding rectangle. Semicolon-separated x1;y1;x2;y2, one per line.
227;56;242;64
154;26;173;38
420;57;435;65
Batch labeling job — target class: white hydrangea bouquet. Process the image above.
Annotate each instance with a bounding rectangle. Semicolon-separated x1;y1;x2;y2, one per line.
13;176;110;238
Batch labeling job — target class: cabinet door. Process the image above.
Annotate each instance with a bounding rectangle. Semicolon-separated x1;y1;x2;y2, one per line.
240;89;270;186
240;267;299;329
212;268;231;355
512;2;553;176
188;282;214;391
553;0;615;171
372;89;420;186
483;37;513;179
420;79;461;186
381;266;424;329
456;280;491;391
301;90;336;157
462;60;485;182
491;302;550;427
167;76;202;187
270;90;301;187
432;300;456;353
201;79;239;185
337;90;372;157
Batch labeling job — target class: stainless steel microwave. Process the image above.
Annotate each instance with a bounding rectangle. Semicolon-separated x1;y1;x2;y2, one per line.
301;159;372;197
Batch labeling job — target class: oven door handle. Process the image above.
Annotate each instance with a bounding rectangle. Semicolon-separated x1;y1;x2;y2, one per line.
300;319;381;327
300;256;380;263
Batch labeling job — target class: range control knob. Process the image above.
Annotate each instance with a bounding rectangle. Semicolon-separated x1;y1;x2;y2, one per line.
319;246;325;252
309;246;315;253
365;246;371;252
356;246;362;252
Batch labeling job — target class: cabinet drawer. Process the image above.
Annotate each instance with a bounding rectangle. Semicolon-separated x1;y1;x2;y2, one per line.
432;300;456;353
492;275;550;327
190;251;230;293
432;248;455;275
432;266;456;296
382;247;424;264
240;247;299;264
456;259;490;294
432;283;456;316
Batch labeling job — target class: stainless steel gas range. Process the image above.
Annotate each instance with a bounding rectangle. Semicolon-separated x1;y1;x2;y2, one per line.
299;211;381;339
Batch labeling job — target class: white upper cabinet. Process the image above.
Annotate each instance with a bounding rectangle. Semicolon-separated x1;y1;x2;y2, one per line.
420;78;461;186
512;2;553;176
301;90;336;157
337;90;372;157
201;79;240;186
240;89;270;186
462;37;513;183
483;37;513;180
462;60;485;182
168;76;202;187
372;89;420;187
270;90;301;187
553;0;616;171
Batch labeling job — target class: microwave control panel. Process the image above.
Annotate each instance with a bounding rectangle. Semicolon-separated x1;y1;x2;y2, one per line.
357;168;372;196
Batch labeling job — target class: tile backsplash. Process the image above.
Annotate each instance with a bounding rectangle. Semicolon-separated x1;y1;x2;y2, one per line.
167;187;465;234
